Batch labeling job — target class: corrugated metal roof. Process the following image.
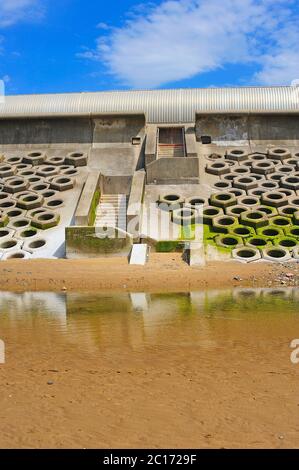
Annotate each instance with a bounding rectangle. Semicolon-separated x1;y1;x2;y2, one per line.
0;87;298;123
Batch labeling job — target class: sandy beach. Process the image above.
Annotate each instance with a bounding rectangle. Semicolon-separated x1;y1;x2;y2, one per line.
0;254;298;292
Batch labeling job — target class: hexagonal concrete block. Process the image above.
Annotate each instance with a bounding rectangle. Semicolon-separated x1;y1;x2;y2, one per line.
39;189;58;199
1;250;31;260
15;227;40;241
274;236;298;252
60;167;78;177
203;206;224;225
245;236;272;249
215;234;244;249
30;182;50;193
240;210;269;229
50;176;75;192
206;161;231;176
255;205;278;217
228;225;256;239
257;225;285;240
268;148;291;161
65;151;88;167
158;193;184;211
251;160;275;175
5;156;23;166
281;175;299;191
278;205;298;218
228;188;246;198
8;217;31;230
237;195;260;208
232;247;261;263
27;207;49;219
0;198;17;212
248;153;267;163
266;172;285;183
233;166;251;176
210;192;237;209
247;188;267;197
278;188;296;198
36;165;60;178
212;215;239;233
0;227;15;242
225;149;248;162
270;216;293;230
213;181;232;191
172;208;198;225
260;181;279;191
0;164;17;179
276;164;295;175
284;158;299;167
0;238;23;253
31;210;60;230
185;196;207;208
262;247;292;262
17;193;44;210
249;173;266;183
5;207;26;219
23;237;48;253
292;247;299;260
285;226;299;239
233;176;258;191
45;197;64;210
23;151;47;166
261;191;288;208
225;204;248;218
46;156;65;166
4;177;29;194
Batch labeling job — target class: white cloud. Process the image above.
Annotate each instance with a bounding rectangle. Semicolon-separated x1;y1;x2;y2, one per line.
0;0;43;28
81;0;299;88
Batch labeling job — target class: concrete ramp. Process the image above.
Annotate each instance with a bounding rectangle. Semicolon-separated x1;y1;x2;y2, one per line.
130;244;150;265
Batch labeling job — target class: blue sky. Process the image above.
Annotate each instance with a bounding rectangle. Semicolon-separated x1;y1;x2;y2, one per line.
0;0;299;95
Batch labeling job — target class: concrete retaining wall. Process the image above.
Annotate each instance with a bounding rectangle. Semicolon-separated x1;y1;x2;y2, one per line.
146;157;199;184
65;226;133;258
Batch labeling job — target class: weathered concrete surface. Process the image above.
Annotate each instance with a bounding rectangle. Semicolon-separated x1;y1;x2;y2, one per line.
75;171;101;226
65;226;133;258
93;115;145;144
188;242;206;266
195;113;299;147
146;157;199;184
145;125;157;166
127;170;146;235
185;126;198;157
99;174;132;196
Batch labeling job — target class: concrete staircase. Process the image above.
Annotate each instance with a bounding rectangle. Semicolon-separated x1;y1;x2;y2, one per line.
95;194;127;231
157;143;185;158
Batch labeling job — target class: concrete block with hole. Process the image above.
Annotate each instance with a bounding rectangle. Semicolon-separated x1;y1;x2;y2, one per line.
206;161;231;176
17;193;44;210
281;176;299;191
212;215;239;233
31;211;60;230
8;217;31;230
274;236;298;252
23;151;46;166
4;177;29;194
215;234;244;249
65;152;88;167
50;176;75;192
0;238;23;253
0;164;17;179
232;247;261;263
203;206;224;225
261;191;288;207
210;192;236;209
233;176;258;191
268;148;291;161
36;165;60;178
0;227;15;242
240;210;269;229
225;149;248;162
262;246;292;262
1;250;32;260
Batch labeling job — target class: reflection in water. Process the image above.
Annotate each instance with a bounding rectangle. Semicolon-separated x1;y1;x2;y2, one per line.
0;288;298;354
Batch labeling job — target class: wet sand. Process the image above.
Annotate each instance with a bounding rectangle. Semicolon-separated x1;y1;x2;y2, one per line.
0;289;299;448
0;254;298;292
